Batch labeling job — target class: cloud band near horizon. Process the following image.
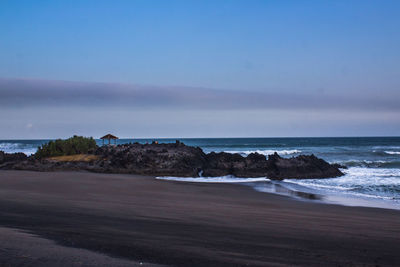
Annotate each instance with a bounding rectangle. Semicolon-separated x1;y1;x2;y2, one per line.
1;78;399;112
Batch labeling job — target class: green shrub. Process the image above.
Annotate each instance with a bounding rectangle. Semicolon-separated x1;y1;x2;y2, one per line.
35;135;98;159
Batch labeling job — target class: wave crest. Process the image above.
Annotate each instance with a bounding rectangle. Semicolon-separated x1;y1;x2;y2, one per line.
385;151;400;155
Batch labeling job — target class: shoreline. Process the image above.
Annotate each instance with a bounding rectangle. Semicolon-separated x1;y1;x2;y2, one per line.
258;180;400;210
157;175;400;210
0;170;400;266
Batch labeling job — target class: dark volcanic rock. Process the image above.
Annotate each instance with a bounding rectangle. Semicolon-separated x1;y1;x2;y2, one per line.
93;142;207;176
202;151;343;179
203;152;269;177
0;151;28;170
265;152;343;180
0;151;27;164
0;142;344;179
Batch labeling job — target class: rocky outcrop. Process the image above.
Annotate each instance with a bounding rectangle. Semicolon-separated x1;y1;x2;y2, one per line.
92;141;207;176
0;151;28;168
265;152;343;179
200;151;343;179
0;141;344;179
203;152;268;177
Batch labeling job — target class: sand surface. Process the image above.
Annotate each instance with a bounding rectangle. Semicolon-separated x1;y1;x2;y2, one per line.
0;170;399;266
0;226;161;267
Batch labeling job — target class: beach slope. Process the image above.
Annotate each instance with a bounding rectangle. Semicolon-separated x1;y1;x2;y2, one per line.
0;170;399;266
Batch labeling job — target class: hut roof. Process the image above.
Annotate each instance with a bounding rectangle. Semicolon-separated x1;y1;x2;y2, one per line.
100;134;119;140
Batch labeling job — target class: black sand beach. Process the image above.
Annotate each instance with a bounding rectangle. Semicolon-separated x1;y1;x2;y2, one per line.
0;170;399;266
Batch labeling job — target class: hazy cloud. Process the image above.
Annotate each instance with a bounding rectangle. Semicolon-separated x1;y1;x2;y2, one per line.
1;78;399;112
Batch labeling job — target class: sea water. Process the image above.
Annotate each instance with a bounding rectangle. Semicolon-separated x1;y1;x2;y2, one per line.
2;137;400;209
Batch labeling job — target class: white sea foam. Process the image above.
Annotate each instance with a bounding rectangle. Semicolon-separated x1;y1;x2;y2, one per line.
284;167;400;200
385;151;400;155
156;175;269;183
224;149;301;156
0;142;37;156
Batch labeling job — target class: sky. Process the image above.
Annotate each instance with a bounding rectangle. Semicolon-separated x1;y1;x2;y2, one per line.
0;0;399;138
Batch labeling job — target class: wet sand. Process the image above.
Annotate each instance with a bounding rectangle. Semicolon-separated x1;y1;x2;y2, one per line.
0;170;399;266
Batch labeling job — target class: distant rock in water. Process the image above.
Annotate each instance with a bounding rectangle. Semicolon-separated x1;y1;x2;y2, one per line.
0;141;344;179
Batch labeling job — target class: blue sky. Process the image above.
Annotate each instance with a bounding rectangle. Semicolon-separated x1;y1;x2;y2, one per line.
0;0;399;138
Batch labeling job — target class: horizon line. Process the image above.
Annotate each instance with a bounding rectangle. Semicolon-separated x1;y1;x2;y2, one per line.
1;135;399;141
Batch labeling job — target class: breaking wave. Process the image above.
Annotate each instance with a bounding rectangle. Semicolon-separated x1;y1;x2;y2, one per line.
285;167;400;200
0;142;38;156
385;151;400;155
334;159;400;168
156;175;269;183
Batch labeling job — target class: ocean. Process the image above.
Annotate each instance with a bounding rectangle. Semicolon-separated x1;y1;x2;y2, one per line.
2;137;400;209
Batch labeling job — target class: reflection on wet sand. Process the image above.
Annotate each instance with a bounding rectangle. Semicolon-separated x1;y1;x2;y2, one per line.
255;182;323;201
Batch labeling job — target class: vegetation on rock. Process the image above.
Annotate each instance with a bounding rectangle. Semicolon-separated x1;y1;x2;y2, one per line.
35;135;98;159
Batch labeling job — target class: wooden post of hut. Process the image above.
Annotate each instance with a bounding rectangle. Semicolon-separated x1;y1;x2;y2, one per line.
100;134;119;146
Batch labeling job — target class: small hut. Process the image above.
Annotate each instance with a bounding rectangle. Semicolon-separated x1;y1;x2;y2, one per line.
100;134;119;145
